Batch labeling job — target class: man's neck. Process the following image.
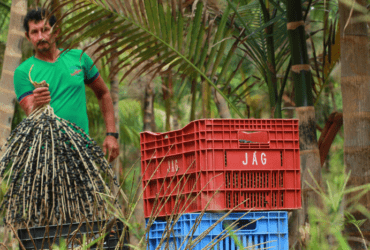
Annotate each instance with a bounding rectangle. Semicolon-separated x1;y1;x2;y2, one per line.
35;46;60;63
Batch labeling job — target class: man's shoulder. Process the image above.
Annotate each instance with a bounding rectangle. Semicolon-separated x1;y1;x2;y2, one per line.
60;48;85;59
16;57;37;73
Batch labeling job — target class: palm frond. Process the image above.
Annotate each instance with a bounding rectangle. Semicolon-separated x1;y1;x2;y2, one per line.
52;0;245;117
0;0;10;36
228;0;290;72
224;0;291;111
0;0;10;10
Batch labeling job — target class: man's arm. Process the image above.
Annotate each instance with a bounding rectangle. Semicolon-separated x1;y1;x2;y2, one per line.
19;95;34;116
19;87;51;116
87;75;119;162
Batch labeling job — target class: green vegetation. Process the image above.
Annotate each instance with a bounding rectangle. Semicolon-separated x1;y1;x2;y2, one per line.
2;0;370;249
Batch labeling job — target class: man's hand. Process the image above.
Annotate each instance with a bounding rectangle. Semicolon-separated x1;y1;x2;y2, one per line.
33;87;51;110
103;136;119;162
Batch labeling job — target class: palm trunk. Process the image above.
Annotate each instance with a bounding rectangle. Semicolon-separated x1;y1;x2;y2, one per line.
162;73;172;130
171;105;180;130
202;80;211;118
134;78;155;248
143;80;155;131
0;1;27;247
339;0;370;248
0;0;27;155
258;0;279;118
212;85;231;118
190;78;197;121
286;1;322;248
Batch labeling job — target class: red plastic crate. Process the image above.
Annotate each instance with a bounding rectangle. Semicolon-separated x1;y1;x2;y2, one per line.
143;169;300;217
140;119;301;217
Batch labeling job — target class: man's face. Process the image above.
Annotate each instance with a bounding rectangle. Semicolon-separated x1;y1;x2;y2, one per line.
26;20;57;53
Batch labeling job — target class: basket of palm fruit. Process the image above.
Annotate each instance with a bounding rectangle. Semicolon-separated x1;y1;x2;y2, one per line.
0;65;123;231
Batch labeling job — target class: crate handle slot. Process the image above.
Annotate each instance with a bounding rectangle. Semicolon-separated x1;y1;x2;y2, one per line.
238;131;269;144
222;219;257;231
144;131;160;135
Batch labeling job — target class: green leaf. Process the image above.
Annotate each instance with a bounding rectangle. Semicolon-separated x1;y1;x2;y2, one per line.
188;1;203;61
0;0;11;10
171;8;177;48
69;16;120;46
158;0;168;43
177;8;184;52
150;0;161;36
57;0;244;117
62;7;105;28
62;5;100;26
165;4;172;46
210;29;233;79
204;3;231;74
193;22;206;65
143;0;155;32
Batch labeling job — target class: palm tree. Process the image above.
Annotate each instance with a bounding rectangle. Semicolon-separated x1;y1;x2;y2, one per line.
51;0;243;116
339;0;370;247
33;1;343;248
0;1;27;247
0;0;27;154
47;0;312;127
285;0;322;248
227;0;292;118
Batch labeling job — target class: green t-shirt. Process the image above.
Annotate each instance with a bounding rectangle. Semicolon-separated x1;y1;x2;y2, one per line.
14;49;99;135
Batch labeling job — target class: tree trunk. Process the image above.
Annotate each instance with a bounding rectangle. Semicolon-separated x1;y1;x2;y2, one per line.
131;78;155;248
339;1;370;248
0;1;27;247
144;80;155;132
286;1;322;248
258;0;279;118
0;0;27;155
212;85;231;118
190;78;197;121
162;74;172;130
171;105;180;130
202;81;211;118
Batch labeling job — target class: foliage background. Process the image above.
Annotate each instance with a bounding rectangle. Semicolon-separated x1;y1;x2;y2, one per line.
0;0;358;248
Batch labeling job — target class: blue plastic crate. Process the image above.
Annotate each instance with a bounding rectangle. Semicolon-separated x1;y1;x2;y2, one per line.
146;211;288;250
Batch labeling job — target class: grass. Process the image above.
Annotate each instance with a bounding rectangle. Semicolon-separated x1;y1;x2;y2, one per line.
1;138;370;249
303;165;370;250
0;152;284;250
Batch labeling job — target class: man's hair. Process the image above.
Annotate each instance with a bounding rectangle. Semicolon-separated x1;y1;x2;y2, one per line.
23;8;57;34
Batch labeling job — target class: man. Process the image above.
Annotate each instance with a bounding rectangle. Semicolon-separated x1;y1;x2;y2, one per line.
14;8;119;161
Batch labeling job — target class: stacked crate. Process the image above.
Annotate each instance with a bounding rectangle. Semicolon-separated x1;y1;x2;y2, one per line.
17;220;129;249
141;119;300;249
